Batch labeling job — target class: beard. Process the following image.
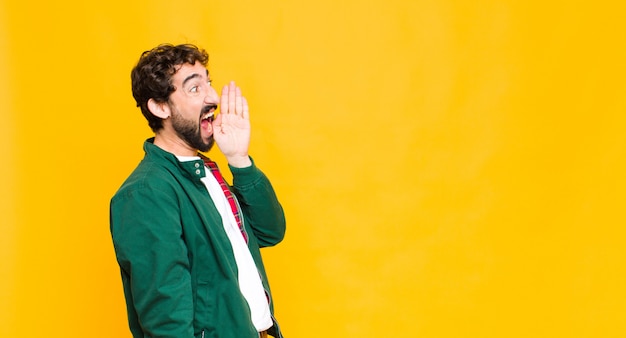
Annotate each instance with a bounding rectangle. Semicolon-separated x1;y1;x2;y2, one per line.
170;107;215;152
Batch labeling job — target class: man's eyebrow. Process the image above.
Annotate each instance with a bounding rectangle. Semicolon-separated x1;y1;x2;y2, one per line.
182;73;201;87
182;70;210;87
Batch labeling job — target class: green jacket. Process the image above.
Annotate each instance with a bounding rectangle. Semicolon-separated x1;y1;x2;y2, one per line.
110;139;286;338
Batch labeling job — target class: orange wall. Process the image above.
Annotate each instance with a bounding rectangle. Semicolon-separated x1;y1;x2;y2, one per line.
2;1;626;337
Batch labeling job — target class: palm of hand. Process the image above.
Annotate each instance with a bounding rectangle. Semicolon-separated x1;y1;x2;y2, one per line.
213;112;251;158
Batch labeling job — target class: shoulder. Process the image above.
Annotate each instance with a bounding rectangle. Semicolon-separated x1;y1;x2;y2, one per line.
112;157;181;205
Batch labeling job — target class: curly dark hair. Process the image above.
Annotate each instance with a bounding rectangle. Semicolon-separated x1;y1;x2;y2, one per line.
131;43;209;132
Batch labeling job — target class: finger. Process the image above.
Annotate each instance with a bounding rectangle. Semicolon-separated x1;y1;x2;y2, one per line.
235;86;243;116
228;81;236;114
242;97;249;120
220;85;229;114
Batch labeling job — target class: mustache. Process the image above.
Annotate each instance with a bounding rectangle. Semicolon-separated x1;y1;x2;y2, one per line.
201;104;218;115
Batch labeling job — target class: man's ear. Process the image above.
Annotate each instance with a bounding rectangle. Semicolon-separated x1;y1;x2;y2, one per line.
147;98;170;119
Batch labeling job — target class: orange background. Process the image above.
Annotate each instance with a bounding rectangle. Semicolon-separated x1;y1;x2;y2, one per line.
2;1;626;337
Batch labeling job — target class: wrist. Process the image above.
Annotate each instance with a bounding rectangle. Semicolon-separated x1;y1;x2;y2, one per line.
226;155;252;168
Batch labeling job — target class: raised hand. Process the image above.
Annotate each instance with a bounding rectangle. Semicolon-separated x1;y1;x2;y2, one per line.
213;81;252;168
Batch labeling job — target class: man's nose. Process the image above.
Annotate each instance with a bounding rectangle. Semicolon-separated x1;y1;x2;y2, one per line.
204;86;219;104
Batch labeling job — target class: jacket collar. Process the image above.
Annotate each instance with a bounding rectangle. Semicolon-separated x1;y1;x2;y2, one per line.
143;137;208;182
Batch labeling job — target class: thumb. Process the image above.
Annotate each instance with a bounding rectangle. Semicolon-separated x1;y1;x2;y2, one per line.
212;113;223;130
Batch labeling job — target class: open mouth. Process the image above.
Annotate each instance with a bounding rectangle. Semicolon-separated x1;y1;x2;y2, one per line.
200;104;217;125
201;111;214;123
200;105;217;135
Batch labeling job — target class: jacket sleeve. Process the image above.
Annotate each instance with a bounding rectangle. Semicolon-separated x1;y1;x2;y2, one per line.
229;158;286;247
110;184;194;337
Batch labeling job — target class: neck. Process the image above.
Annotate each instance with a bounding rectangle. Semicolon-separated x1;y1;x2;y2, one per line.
153;132;197;157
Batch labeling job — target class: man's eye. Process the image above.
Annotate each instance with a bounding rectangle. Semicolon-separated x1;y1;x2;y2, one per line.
190;86;198;93
207;80;212;86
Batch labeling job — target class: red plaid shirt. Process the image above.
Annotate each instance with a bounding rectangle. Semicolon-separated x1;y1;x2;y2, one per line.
199;155;248;244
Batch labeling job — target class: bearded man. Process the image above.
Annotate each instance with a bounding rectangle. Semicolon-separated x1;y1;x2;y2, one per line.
110;43;286;338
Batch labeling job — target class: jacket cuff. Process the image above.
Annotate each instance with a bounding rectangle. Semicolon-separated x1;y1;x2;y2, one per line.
229;157;263;188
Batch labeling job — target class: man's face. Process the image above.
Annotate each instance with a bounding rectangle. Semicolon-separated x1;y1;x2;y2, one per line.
167;62;219;152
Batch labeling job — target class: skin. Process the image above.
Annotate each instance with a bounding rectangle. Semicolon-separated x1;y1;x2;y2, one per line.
147;62;252;168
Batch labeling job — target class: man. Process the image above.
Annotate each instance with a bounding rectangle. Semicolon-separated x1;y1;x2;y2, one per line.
110;43;286;338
